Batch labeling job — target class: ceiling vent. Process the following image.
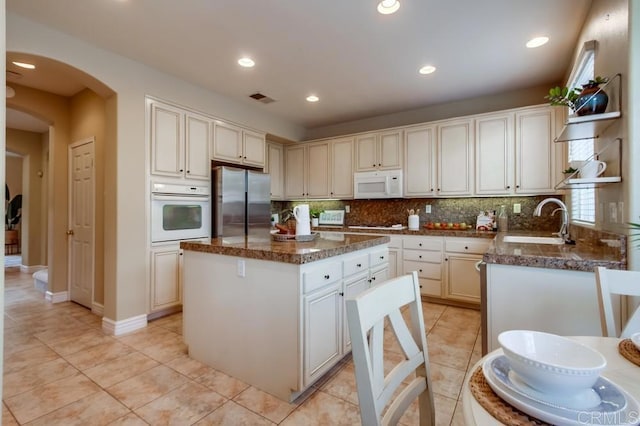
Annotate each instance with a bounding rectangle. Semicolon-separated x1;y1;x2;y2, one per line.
249;92;276;104
6;70;23;80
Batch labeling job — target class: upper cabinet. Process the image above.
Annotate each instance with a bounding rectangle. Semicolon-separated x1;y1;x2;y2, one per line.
475;106;558;196
150;100;211;181
437;119;474;196
355;130;403;172
285;143;331;199
330;137;355;199
212;121;265;168
514;106;557;194
266;142;284;200
404;125;436;197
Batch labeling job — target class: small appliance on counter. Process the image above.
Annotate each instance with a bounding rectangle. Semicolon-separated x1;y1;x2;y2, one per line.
212;166;271;237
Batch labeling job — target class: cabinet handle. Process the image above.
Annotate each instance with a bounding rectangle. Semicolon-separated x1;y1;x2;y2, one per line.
516;185;520;188
244;156;247;159
506;185;510;189
437;188;441;191
420;285;423;289
324;274;330;279
179;252;183;256
372;164;376;167
179;169;184;172
371;276;376;281
465;246;469;250
430;188;434;192
380;256;385;260
419;269;423;272
445;258;448;261
418;243;422;247
378;163;381;167
186;170;191;174
356;263;362;267
339;292;344;296
419;255;422;259
239;155;243;158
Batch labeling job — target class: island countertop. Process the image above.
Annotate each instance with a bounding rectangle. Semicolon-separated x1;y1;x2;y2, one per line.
181;233;390;264
483;231;626;271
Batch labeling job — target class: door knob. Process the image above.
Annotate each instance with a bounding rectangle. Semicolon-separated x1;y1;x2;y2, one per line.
66;230;74;236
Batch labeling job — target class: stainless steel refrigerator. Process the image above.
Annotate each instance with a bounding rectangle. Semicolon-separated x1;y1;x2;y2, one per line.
212;166;271;237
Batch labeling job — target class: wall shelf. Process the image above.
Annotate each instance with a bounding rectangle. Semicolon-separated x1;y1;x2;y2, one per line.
554;73;622;143
555;138;622;190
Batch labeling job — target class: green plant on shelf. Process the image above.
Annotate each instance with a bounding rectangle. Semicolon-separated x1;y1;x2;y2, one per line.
309;208;322;219
545;76;609;114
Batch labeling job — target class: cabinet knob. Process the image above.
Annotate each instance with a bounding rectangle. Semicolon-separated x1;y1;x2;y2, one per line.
465;246;469;250
419;243;422;247
186;170;191;173
445;258;448;261
419;255;422;259
420;285;423;289
380;256;385;260
339;292;344;296
419;269;423;272
516;185;520;188
372;164;376;167
244;156;247;159
506;185;510;189
179;252;183;256
378;163;381;167
324;274;330;279
430;188;434;192
239;155;243;158
356;263;362;267
371;276;376;281
179;169;184;172
437;188;441;191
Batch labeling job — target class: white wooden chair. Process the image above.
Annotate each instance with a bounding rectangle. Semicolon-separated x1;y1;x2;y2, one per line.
346;271;435;426
595;266;640;338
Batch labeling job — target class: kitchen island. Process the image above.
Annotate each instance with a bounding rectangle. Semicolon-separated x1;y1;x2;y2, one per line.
180;233;389;402
482;230;626;354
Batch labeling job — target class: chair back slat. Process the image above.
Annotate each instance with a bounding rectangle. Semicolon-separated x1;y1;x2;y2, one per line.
346;271;435;426
595;267;640;338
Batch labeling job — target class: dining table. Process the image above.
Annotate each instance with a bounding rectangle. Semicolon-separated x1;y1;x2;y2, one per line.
462;336;640;425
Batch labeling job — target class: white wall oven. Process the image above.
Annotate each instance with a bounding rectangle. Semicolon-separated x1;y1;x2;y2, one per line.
151;182;210;243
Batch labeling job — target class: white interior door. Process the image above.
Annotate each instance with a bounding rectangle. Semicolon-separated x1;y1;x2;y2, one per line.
68;138;95;309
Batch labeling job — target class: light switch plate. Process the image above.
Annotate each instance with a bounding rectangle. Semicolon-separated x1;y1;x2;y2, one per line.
513;203;521;214
609;202;618;223
425;204;432;214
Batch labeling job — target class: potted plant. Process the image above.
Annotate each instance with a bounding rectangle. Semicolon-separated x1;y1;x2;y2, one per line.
310;208;322;227
546;76;609;116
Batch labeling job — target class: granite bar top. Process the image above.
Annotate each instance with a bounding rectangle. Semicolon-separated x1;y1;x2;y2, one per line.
313;226;497;239
181;233;390;264
483;231;626;272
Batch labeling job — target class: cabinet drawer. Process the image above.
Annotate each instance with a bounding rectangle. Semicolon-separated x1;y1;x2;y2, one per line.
403;237;442;251
419;278;441;297
303;262;342;294
369;248;389;267
343;254;369;278
403;260;441;280
445;238;492;254
403;249;441;263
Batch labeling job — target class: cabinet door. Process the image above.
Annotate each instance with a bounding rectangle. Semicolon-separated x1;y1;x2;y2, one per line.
388;249;399;279
212;122;243;163
515;107;556;193
150;246;182;312
150;102;184;177
355;133;378;171
330;137;354;198
342;273;369;353
267;143;284;199
243;130;266;167
306;142;330;198
184;113;211;181
285;145;306;198
475;114;513;195
369;265;389;287
437;119;474;196
444;253;482;304
379;130;403;169
303;282;342;386
404;126;436;196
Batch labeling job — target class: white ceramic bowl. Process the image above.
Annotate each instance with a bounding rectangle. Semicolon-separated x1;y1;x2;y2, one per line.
498;330;606;395
631;332;640;351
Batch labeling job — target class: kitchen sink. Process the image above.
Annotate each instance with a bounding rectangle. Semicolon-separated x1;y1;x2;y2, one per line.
502;235;565;245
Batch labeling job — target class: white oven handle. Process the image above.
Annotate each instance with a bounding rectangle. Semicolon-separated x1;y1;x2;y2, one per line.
152;194;209;202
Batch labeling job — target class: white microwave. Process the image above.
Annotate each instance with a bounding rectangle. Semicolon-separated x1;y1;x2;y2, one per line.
354;170;403;199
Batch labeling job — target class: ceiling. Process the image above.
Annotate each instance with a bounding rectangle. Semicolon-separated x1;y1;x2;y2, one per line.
6;0;593;133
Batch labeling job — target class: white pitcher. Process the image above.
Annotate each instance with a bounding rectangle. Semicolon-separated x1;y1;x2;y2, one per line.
293;204;311;236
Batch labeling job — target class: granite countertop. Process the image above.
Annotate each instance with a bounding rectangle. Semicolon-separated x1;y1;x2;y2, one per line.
313;225;497;239
484;231;626;271
181;233;390;264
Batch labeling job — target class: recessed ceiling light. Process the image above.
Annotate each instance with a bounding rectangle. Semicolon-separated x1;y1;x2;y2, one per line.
526;36;549;48
238;57;255;68
419;65;436;75
306;95;319;103
12;61;36;70
377;0;400;15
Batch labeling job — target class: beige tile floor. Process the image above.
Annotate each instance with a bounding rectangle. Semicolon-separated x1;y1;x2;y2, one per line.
2;267;482;425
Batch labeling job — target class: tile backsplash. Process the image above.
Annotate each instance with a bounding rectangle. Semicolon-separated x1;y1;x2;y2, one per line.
272;195;563;232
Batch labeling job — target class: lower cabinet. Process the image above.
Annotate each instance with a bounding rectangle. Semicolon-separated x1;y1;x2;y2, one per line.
402;235;443;297
443;238;492;304
150;243;183;313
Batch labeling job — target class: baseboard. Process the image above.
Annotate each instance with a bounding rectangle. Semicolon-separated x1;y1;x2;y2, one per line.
102;314;147;336
21;264;47;274
92;302;104;316
45;290;69;304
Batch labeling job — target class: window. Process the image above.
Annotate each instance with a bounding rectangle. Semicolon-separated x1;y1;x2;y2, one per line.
567;43;596;224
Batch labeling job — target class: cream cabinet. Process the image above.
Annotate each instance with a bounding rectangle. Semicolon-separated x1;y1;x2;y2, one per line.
443;238;491;305
475;106;558;195
475;113;514;195
150;100;210;181
404;125;437;197
284;142;330;199
212;121;265;168
387;236;402;279
515;106;557;194
150;243;182;313
355;130;403;172
330;137;355;199
437;119;474;196
266;143;285;200
402;236;443;297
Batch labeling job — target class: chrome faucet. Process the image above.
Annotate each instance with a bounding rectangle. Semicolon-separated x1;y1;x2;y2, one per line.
533;198;569;240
